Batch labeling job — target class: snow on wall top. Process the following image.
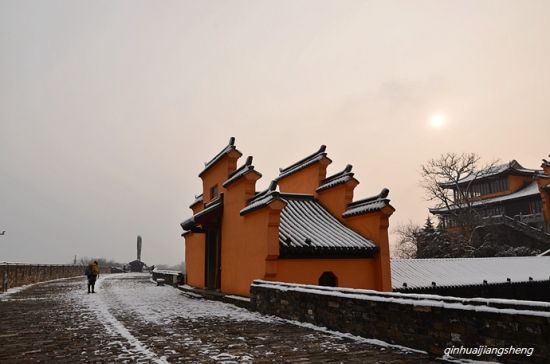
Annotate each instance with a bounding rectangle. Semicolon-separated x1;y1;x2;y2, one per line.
252;279;550;317
223;156;260;188
276;145;331;180
316;164;355;192
430;181;541;213
189;193;203;208
181;197;223;230
342;188;391;217
240;180;281;215
391;256;550;289
198;137;242;177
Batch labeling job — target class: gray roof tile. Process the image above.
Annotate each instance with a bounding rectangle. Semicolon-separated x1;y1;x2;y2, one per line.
440;160;540;187
392;256;550;289
240;181;280;215
279;195;377;257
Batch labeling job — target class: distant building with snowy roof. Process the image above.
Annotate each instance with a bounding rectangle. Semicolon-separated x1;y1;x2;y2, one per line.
391;256;550;301
181;138;395;296
430;157;550;237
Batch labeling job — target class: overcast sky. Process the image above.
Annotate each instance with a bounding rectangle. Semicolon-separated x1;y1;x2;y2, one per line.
1;1;549;265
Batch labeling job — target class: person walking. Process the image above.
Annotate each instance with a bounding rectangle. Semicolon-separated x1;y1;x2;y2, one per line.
85;260;100;293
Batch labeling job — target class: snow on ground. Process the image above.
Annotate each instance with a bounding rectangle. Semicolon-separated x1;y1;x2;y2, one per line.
2;273;499;363
76;275;168;363
92;273;273;325
74;274;438;357
67;273;277;362
0;276;76;301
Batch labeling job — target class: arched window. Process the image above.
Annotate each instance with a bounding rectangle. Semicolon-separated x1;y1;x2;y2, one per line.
319;271;338;287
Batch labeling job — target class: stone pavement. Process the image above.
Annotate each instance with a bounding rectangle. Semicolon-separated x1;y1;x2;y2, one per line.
0;274;443;363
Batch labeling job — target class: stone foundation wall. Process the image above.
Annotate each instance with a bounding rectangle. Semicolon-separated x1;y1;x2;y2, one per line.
250;280;550;364
0;263;107;292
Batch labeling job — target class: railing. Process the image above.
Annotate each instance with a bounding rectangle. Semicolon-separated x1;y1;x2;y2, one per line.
513;212;544;225
481;214;550;243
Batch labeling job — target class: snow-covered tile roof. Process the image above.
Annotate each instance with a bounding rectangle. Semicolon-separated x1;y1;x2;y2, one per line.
431;181;541;213
181;197;223;230
342;188;391;217
240;181;281;215
279;195;377;257
391;256;550;289
277;145;331;180
223;156;261;188
316;165;355;192
198;137;242;177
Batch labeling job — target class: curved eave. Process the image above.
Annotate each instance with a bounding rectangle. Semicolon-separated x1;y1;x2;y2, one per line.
430;182;541;214
439;169;540;188
279;245;378;259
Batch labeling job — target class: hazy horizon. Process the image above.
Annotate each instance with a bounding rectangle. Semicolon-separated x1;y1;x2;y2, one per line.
1;1;549;265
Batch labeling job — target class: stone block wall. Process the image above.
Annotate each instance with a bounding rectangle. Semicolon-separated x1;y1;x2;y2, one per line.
151;270;184;286
250;280;550;364
0;263;108;292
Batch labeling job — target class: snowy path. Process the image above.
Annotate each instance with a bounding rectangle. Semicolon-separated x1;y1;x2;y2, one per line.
0;273;443;363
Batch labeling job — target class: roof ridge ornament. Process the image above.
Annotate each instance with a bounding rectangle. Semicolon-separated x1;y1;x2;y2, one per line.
316;164;356;192
277;145;330;178
222;155;262;188
342;188;392;217
199;137;242;177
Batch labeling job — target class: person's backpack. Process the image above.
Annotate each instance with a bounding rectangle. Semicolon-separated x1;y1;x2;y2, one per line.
84;265;91;276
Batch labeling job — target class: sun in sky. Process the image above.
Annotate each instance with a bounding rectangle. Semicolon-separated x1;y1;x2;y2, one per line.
429;113;447;128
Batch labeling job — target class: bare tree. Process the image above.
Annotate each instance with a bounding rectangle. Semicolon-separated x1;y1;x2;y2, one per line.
420;152;498;242
392;222;420;259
